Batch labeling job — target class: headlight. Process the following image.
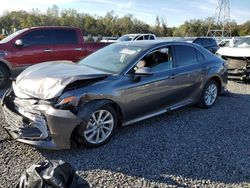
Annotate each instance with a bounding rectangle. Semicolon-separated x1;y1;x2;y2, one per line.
56;96;77;109
58;96;76;105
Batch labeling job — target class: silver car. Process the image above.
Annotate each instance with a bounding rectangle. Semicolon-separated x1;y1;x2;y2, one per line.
2;41;227;149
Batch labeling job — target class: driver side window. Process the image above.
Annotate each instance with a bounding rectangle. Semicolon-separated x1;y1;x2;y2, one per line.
20;30;53;47
134;46;173;73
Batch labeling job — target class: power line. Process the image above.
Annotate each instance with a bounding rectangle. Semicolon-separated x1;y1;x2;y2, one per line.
206;0;231;37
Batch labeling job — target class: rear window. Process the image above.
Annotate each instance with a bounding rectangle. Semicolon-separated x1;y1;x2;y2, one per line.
149;35;155;40
211;39;217;45
196;50;205;61
193;38;202;45
205;39;213;46
203;38;217;46
55;29;78;44
144;35;149;40
175;45;200;67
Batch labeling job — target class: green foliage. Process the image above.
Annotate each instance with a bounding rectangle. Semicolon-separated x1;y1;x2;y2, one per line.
0;5;249;37
239;21;250;36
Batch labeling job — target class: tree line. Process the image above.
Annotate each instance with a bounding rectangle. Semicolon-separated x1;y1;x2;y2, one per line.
0;5;249;39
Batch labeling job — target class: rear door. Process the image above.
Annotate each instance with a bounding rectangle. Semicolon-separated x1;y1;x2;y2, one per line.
9;29;54;67
171;44;206;103
52;29;84;62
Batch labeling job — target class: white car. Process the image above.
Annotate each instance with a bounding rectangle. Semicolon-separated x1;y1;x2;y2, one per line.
217;36;250;80
218;37;239;47
100;37;118;43
101;34;156;43
117;34;156;42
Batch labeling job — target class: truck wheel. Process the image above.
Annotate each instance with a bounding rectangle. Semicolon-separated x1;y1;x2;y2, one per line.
75;104;118;148
0;65;10;88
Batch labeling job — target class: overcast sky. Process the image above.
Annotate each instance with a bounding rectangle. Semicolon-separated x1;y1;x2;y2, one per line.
1;0;249;26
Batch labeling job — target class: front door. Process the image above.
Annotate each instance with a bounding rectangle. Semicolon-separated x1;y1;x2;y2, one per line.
124;46;178;121
9;29;54;68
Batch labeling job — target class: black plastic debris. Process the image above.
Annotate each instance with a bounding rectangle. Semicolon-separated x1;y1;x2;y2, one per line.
17;160;89;188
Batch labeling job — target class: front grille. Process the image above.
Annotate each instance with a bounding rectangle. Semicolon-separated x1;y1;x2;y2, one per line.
3;105;25;129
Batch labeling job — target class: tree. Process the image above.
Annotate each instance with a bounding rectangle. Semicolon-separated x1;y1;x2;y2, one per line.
239;21;250;36
46;5;60;25
0;5;249;38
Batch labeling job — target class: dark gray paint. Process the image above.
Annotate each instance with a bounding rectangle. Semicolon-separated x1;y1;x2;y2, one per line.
2;41;227;149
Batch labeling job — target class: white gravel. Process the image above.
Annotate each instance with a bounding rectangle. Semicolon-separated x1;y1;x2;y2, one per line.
0;81;250;188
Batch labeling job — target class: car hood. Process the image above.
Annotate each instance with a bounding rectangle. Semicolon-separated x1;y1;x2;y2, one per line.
217;47;250;57
13;61;108;100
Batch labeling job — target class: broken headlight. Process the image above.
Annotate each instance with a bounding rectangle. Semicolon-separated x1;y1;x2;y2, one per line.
55;96;77;110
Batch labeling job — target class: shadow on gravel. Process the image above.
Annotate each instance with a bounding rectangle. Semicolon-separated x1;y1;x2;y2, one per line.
38;91;250;186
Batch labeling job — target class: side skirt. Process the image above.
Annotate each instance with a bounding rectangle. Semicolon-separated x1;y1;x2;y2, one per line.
122;100;194;126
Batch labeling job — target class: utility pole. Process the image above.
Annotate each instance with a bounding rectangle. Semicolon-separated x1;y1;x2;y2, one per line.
206;0;231;37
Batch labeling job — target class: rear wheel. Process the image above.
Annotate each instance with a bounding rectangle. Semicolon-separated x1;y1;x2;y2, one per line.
75;104;118;148
0;64;10;88
200;80;219;108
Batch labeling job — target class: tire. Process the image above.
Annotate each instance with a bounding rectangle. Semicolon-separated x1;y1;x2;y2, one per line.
200;80;219;109
75;104;118;148
0;64;10;88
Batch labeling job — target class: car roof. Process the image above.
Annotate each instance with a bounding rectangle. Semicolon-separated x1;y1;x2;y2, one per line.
29;26;79;30
124;33;155;37
111;40;200;49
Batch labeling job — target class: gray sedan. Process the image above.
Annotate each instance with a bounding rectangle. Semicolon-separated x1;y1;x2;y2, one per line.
2;41;227;149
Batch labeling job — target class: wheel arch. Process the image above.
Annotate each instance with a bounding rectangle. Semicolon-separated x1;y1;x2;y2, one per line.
208;75;222;93
71;99;123;148
77;99;123;126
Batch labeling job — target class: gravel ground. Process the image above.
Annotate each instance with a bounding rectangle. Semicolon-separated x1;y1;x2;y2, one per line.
0;81;250;188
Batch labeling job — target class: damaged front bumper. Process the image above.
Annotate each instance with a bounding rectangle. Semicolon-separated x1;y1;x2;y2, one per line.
1;89;81;150
225;56;250;80
228;68;250;80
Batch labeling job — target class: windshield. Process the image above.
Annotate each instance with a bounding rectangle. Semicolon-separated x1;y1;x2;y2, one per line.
79;44;143;73
0;28;28;44
234;37;250;48
118;35;136;42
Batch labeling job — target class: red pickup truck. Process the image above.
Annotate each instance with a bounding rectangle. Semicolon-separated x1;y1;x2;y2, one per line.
0;26;108;88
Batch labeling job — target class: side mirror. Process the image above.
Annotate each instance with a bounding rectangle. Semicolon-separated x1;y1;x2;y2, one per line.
135;67;153;76
15;39;23;47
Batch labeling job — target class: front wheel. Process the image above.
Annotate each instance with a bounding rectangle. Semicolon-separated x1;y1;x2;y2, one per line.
200;80;219;108
75;104;118;148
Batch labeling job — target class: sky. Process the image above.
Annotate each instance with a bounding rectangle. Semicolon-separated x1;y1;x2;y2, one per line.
0;0;249;27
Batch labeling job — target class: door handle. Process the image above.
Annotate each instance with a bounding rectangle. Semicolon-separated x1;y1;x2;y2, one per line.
74;48;83;51
168;74;176;79
44;49;53;52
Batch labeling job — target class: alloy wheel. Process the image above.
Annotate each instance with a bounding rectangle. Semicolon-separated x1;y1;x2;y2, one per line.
83;109;114;144
204;83;218;106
